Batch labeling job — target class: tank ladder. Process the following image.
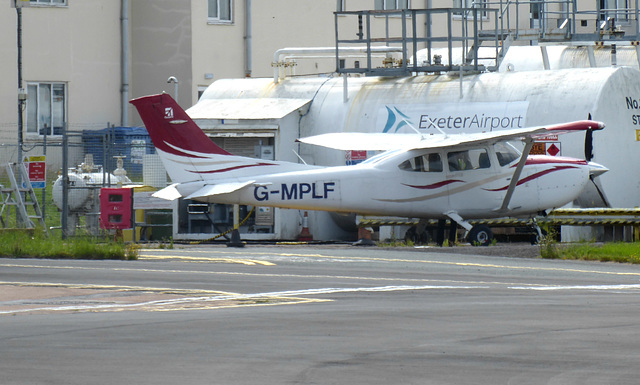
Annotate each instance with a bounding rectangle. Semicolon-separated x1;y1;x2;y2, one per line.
0;162;47;231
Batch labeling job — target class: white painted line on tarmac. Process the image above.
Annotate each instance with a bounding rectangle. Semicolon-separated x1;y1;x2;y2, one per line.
0;284;485;315
509;284;640;291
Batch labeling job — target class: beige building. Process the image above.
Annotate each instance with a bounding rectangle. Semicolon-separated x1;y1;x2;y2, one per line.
1;0;637;149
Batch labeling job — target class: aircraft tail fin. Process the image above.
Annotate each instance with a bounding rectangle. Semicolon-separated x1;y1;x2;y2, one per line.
131;93;312;184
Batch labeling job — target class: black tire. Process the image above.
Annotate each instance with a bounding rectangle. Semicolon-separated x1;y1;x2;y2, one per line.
467;225;493;246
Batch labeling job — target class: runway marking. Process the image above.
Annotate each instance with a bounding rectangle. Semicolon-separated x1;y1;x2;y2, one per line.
137;254;275;266
0;281;327;315
510;284;640;291
1;261;638;294
0;262;568;290
138;248;640;278
0;281;482;315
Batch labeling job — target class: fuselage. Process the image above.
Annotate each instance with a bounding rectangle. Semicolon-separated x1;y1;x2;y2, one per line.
181;143;592;220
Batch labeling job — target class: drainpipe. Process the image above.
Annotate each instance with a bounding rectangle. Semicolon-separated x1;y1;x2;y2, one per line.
245;0;252;77
121;0;129;126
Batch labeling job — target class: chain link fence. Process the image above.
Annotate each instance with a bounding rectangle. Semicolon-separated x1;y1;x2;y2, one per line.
0;126;167;237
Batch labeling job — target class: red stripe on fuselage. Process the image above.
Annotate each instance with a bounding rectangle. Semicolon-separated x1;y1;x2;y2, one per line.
486;165;577;192
403;179;465;190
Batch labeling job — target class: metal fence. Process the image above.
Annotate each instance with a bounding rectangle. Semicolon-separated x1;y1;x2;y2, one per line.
0;126;167;237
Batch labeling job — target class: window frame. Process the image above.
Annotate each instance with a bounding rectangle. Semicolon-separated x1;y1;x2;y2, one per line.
374;0;410;11
447;148;491;172
601;0;630;23
29;0;67;6
25;81;67;138
208;0;233;24
398;152;443;173
453;0;488;20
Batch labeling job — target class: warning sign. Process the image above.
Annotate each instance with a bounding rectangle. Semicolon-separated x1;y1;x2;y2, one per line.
24;155;46;189
346;150;367;166
530;142;561;157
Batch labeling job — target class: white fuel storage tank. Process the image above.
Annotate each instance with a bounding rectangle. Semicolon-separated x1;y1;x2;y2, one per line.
192;66;640;240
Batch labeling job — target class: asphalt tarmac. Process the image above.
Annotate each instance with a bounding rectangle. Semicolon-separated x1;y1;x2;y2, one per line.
2;244;640;384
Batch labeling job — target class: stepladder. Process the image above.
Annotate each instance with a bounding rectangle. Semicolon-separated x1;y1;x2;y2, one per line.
0;162;47;231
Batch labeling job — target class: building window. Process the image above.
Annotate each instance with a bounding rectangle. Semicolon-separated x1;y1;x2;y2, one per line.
26;82;66;136
30;0;67;5
453;0;487;18
601;0;630;22
208;0;232;23
375;0;409;10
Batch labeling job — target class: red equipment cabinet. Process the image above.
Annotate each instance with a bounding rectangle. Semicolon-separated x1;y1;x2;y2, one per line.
99;188;133;230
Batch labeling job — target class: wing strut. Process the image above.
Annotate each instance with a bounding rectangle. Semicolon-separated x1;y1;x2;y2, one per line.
498;138;535;212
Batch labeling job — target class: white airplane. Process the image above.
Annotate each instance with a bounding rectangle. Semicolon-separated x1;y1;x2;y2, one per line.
130;93;607;246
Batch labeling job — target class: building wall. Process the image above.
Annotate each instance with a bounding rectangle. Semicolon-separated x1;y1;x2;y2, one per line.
130;0;193;117
0;1;122;146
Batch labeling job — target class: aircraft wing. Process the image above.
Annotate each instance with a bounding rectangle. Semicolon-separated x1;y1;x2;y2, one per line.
296;133;422;151
297;120;604;151
185;180;255;200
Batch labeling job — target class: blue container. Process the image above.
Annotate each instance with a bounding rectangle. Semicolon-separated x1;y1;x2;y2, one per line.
82;126;154;177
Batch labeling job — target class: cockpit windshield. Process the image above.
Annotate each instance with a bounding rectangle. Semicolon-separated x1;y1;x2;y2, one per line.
494;142;520;166
360;149;403;165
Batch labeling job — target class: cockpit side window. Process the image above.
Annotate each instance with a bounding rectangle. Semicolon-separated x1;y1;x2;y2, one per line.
398;153;443;172
448;148;491;171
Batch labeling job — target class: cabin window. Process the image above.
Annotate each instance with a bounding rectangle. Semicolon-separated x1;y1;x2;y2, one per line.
447;148;490;171
494;142;520;167
399;153;442;172
26;82;66;137
208;0;232;23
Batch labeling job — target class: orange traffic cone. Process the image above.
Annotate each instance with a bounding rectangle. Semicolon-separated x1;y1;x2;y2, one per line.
297;211;313;241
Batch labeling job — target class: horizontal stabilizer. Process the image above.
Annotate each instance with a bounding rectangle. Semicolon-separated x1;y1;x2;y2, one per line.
152;184;182;201
185;180;255;200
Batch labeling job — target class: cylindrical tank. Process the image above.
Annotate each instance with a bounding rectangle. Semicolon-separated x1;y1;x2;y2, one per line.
52;171;130;212
196;65;640;239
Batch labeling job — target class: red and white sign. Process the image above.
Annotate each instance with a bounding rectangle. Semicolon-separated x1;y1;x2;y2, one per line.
24;155;46;189
346;150;367;165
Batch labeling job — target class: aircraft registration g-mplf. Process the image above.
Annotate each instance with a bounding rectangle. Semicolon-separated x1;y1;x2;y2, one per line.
130;93;607;246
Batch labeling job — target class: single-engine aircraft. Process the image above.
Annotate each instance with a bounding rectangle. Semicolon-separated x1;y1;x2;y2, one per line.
130;93;607;246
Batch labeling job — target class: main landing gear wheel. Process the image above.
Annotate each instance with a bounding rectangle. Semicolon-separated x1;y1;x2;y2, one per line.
467;225;493;246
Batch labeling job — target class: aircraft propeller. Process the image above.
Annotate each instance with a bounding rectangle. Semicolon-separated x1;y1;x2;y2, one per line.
584;113;610;207
584;113;594;161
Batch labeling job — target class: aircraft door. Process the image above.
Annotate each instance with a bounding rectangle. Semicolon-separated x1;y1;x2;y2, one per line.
397;151;449;217
445;147;500;216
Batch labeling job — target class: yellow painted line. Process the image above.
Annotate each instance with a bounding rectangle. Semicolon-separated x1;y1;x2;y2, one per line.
0;281;239;296
137;254;275;266
0;262;636;298
140;249;640;278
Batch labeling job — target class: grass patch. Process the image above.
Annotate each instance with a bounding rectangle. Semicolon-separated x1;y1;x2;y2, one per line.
541;240;640;264
0;230;137;260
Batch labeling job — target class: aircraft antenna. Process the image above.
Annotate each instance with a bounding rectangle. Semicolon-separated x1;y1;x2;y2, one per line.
400;118;443;140
292;149;307;165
